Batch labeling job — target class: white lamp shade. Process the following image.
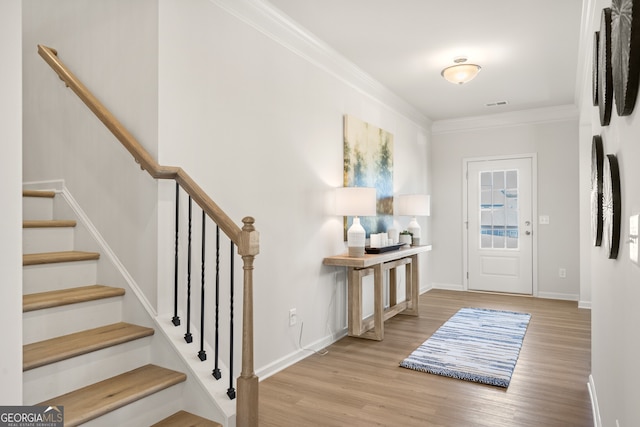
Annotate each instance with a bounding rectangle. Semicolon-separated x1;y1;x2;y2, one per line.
397;194;430;216
335;187;377;217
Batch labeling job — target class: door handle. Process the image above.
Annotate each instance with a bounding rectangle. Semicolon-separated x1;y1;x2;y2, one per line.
525;231;531;235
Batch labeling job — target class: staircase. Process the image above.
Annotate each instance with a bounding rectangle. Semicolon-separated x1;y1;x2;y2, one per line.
22;189;221;427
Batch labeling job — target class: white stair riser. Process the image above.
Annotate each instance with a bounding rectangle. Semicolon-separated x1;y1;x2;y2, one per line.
23;228;75;253
81;383;185;427
23;338;153;405
23;261;98;294
23;299;123;345
23;197;54;221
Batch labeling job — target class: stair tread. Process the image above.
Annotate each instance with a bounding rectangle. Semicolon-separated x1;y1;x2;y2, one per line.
23;285;125;312
151;410;223;427
23;189;56;198
37;364;186;427
23;219;77;228
23;322;154;371
23;250;100;266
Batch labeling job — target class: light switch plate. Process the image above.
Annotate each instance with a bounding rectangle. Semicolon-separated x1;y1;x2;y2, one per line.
539;215;550;225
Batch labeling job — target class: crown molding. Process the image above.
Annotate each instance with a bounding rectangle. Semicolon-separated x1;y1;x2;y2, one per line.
208;0;431;129
431;104;579;135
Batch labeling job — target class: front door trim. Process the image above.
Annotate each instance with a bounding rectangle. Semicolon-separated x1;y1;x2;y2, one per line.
462;154;538;296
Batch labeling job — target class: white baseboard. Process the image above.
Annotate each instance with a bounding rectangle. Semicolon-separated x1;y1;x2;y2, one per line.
537;291;579;301
431;282;465;292
257;326;347;381
579;300;592;309
588;374;601;427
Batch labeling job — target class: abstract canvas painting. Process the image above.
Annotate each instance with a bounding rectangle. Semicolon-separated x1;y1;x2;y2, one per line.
343;115;394;237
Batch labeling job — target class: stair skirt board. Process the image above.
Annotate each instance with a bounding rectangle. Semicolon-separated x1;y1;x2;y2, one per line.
22;182;230;426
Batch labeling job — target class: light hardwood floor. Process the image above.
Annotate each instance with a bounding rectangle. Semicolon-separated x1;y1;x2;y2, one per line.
259;289;592;427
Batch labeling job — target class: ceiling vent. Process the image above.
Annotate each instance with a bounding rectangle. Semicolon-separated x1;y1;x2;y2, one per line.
485;101;509;107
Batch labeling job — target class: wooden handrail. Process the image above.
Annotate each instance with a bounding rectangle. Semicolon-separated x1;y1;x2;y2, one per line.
37;44;246;247
38;44;259;427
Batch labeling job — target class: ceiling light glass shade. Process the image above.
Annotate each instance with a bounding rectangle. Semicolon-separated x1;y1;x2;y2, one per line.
441;63;482;85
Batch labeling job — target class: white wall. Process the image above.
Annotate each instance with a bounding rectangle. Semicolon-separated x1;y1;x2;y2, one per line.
22;0;161;309
0;0;23;404
431;108;581;301
157;0;432;375
579;0;640;425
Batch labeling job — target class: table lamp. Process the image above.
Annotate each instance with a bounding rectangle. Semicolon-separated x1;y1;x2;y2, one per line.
397;194;430;246
335;187;377;257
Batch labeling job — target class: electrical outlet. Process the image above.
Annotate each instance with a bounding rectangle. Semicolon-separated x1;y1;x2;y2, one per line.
289;308;297;326
559;268;566;278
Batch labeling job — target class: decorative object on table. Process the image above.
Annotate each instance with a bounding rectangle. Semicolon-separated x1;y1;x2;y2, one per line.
397;194;430;246
399;230;412;245
593;31;600;106
400;307;531;388
441;56;482;85
369;232;390;248
387;226;399;244
611;0;640;116
343;115;394;236
602;154;621;259
335;186;377;257
598;7;613;126
591;135;604;246
364;243;406;254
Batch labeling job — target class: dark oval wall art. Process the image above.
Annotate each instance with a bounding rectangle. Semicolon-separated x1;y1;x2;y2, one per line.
611;0;640;116
591;135;604;246
593;31;600;106
602;154;621;259
599;8;613;126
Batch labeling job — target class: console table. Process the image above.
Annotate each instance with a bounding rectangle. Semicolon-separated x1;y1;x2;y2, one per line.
323;245;431;341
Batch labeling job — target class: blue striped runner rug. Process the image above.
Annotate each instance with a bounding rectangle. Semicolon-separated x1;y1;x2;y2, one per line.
400;307;531;388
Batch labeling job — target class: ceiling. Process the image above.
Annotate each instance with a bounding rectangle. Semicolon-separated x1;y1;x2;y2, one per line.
265;0;585;122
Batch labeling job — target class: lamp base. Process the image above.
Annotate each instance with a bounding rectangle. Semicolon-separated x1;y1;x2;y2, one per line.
348;246;365;257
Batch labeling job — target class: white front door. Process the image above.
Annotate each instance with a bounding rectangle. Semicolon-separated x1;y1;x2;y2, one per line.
466;157;534;294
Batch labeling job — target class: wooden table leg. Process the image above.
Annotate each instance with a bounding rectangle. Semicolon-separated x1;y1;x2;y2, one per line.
360;263;384;341
347;267;362;336
404;254;419;316
389;266;397;308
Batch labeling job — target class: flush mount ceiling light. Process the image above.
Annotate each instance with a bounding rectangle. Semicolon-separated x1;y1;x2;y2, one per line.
441;57;482;85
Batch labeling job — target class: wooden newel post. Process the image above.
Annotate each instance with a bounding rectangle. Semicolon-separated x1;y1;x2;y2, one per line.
236;217;259;427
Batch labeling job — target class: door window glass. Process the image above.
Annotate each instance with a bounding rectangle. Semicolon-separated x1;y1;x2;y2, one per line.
479;170;519;249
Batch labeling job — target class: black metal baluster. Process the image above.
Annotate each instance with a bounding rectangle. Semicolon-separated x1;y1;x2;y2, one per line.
212;225;222;380
227;241;236;400
172;183;180;327
184;196;193;343
198;210;207;361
